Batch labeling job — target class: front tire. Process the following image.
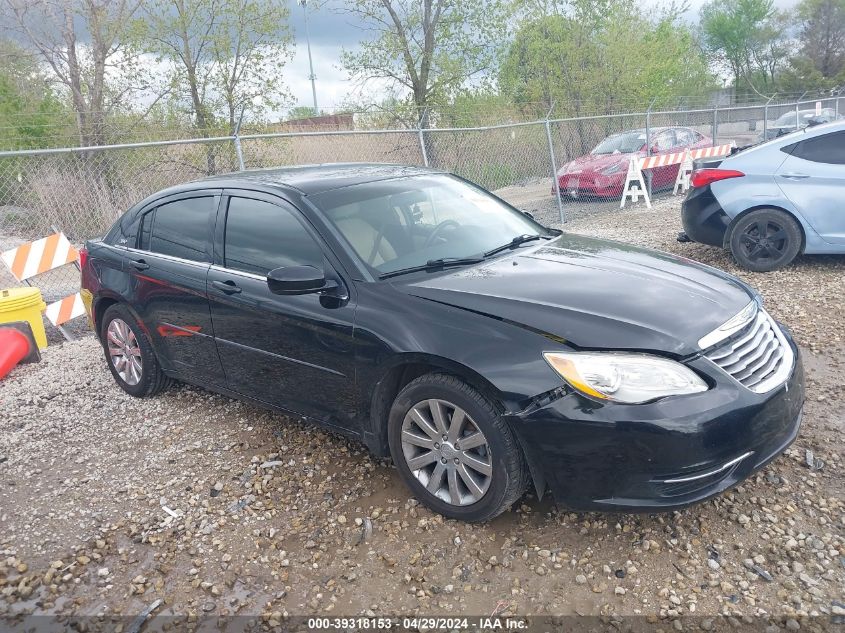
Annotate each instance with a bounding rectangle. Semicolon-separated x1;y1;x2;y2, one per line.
728;208;802;272
387;373;528;522
100;304;170;397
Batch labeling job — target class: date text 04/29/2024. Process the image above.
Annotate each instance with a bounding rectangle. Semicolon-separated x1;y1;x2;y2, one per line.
306;617;528;630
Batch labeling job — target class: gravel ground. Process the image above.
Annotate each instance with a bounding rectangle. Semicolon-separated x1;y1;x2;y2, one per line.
0;197;843;628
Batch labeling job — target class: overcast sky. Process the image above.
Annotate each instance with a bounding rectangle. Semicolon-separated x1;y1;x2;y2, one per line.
283;0;799;115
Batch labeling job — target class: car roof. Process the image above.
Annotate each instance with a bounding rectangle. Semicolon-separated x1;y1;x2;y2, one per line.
727;119;845;162
193;163;444;195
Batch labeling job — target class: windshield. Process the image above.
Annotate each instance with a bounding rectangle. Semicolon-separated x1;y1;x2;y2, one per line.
310;174;547;275
591;131;647;155
773;110;832;127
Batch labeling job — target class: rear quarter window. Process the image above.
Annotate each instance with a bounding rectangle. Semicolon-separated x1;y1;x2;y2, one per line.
782;131;845;165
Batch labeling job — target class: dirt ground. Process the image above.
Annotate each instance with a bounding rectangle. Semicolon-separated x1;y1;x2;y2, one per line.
0;196;843;630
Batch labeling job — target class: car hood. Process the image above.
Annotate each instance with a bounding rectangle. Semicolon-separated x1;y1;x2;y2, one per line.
559;152;634;175
399;234;754;356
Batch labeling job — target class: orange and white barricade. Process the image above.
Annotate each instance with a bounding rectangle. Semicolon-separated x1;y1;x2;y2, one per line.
620;156;651;209
673;149;695;195
1;232;83;337
672;143;736;194
622;142;736;207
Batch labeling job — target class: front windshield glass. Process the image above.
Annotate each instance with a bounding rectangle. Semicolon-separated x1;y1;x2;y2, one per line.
773;110;826;127
310;174;546;275
591;131;647;154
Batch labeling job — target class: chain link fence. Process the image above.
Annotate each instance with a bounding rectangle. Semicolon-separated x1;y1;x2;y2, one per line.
1;94;842;302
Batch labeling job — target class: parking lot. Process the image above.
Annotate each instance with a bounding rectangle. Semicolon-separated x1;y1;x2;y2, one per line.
0;197;843;627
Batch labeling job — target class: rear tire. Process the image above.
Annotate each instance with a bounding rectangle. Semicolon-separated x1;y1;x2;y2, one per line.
388;373;528;522
728;208;801;272
100;304;170;398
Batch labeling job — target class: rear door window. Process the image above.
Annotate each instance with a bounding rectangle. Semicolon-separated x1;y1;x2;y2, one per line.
223;196;323;275
787;132;845;165
144;197;214;262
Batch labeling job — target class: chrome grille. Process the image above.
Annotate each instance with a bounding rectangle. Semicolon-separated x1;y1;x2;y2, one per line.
703;309;792;393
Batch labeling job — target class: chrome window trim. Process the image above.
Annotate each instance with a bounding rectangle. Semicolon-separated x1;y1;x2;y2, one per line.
660;451;754;484
208;264;266;282
115;245;210;269
698;300;758;351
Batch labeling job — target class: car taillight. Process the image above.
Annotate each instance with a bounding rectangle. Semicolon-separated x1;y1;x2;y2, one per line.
78;247;89;269
690;168;745;188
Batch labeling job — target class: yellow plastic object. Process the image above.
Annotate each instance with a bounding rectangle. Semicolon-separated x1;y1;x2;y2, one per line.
0;287;48;349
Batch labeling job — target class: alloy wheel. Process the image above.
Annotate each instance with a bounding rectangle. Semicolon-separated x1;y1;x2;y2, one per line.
400;398;493;506
739;219;788;263
106;318;143;386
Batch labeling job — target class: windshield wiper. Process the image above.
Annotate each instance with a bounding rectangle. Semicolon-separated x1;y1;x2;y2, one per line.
379;256;485;279
483;234;546;258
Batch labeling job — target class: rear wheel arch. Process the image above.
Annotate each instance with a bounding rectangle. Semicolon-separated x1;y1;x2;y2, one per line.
93;296;121;337
725;205;806;254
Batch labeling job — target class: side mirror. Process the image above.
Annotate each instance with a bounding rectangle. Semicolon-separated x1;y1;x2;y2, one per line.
267;265;338;295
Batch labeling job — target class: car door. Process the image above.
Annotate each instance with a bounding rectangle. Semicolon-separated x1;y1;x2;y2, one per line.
207;191;358;429
776;130;845;244
650;130;677;187
125;191;226;386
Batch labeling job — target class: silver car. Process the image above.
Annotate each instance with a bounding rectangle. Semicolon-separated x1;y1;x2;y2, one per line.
680;120;845;271
761;108;838;141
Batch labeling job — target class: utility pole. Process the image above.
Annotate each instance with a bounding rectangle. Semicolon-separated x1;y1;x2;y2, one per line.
299;0;318;116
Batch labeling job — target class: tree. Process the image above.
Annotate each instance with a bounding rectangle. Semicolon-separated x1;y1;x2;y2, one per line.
339;0;509;129
0;39;69;149
287;105;325;121
500;0;716;117
795;0;845;80
139;0;292;136
2;0;146;147
699;0;792;98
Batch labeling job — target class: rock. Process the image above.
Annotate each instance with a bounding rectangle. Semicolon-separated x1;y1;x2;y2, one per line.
97;568;109;577
575;574;587;585
785;619;800;631
708;559;721;571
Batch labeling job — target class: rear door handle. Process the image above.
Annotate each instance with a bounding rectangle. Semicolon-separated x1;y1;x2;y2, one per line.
129;259;149;271
212;279;242;294
780;173;810;179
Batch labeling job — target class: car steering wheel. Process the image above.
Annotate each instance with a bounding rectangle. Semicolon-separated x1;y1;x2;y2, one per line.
424;220;461;247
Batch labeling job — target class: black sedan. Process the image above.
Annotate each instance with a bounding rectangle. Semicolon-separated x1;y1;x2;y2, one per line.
80;164;804;522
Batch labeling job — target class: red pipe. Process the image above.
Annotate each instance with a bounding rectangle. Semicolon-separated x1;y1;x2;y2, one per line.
0;328;31;380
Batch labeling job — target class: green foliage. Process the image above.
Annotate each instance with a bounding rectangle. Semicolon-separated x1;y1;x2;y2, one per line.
500;0;717;116
340;0;510;120
0;41;69;150
287;106;323;121
700;0;791;97
788;0;845;86
137;0;293;133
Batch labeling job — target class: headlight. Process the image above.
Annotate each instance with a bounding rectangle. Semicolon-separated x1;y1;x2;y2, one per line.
543;351;708;404
601;163;623;175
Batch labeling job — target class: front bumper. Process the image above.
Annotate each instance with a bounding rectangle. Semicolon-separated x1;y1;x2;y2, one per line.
554;173;625;198
508;330;804;512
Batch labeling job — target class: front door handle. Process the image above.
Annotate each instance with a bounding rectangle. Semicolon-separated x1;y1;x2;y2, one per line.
212;279;242;294
780;173;810;179
130;259;149;271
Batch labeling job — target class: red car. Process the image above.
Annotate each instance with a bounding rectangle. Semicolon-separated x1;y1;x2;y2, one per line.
554;127;713;198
